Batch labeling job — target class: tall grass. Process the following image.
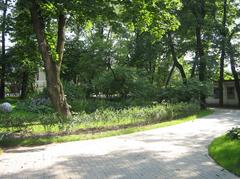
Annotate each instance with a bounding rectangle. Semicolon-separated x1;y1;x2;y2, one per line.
0;101;200;135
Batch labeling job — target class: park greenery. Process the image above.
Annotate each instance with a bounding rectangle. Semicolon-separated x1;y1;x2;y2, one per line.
0;95;212;146
209;128;240;176
0;1;239;172
0;0;239;115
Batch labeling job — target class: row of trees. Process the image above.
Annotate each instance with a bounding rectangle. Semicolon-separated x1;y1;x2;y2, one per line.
0;0;240;117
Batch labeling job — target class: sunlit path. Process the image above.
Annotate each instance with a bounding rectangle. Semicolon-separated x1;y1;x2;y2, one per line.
0;109;239;179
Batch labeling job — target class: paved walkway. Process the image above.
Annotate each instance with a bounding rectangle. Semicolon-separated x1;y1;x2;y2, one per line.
0;109;240;179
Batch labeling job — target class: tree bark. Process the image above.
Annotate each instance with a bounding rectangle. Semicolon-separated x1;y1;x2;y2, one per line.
20;71;29;99
193;0;206;109
228;41;240;107
219;0;227;107
196;24;207;109
30;0;71;117
190;50;198;78
167;32;187;83
0;0;8;99
165;63;175;87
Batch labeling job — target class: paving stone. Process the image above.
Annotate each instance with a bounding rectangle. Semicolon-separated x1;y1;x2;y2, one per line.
0;109;239;179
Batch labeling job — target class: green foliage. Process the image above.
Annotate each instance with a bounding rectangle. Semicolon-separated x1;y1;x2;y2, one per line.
159;79;212;103
62;81;86;101
71;102;200;129
0;109;211;148
70;98;152;113
5;0;240;117
93;66;158;99
13;89;53;114
16;100;53;114
209;135;240;176
228;127;240;140
121;0;181;39
0;101;200;137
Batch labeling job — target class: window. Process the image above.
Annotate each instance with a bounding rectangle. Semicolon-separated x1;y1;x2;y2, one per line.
36;72;40;81
213;87;219;99
227;87;235;99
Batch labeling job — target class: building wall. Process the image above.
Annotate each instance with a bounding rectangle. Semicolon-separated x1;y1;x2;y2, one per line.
35;69;47;91
223;81;238;105
206;97;219;105
206;81;239;106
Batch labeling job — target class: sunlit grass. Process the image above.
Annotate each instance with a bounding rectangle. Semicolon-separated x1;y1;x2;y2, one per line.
0;109;212;148
209;135;240;176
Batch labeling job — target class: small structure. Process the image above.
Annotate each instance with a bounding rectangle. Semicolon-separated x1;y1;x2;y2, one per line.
206;80;239;106
0;102;13;113
35;68;47;91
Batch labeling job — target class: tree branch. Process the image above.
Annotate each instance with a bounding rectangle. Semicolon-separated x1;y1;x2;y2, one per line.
56;12;66;64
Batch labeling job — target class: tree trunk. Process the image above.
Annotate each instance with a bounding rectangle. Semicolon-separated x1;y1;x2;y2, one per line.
191;0;206;109
167;32;187;83
165;63;175;87
196;24;207;109
228;42;240;107
30;0;71;117
0;0;8;99
219;0;227;107
20;71;29;99
191;51;198;78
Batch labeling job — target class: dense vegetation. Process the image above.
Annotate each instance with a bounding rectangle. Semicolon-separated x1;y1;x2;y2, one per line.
209;129;240;176
0;0;239;158
0;95;201;137
0;0;239;116
0;98;211;147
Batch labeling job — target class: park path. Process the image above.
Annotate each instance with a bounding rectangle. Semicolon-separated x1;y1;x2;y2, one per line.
0;109;239;179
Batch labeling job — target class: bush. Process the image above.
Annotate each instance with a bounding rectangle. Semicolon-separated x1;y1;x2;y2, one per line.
228;127;240;140
92;66;158;99
0;101;200;135
70;98;154;113
159;79;211;103
70;102;200;129
16;97;53;114
62;81;87;101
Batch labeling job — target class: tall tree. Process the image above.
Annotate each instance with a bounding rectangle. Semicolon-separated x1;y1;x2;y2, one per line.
10;4;41;99
228;36;240;107
186;0;207;109
195;1;207;109
0;0;8;99
167;32;187;83
29;0;71;117
15;0;181;116
219;0;227;106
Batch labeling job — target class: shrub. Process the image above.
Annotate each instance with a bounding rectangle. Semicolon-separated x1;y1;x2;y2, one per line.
0;101;200;135
62;81;87;101
92;66;158;99
228;127;240;140
69;98;153;113
16;98;53;114
159;79;211;103
70;102;200;129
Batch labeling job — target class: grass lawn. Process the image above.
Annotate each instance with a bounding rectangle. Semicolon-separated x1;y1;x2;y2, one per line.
0;109;212;148
209;135;240;176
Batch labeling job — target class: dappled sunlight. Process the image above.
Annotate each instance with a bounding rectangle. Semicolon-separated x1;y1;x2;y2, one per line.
0;109;239;178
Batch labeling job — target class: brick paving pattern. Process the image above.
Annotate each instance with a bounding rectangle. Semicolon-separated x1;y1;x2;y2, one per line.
0;109;239;179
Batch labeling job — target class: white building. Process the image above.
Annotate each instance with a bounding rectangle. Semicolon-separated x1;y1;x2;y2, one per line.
206;80;239;106
35;68;47;91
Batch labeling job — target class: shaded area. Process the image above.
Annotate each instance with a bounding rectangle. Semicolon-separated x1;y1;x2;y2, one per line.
0;109;239;179
0;147;234;179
